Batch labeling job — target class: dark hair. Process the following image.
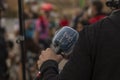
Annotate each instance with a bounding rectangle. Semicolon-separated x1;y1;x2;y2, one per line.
106;0;120;9
92;1;103;13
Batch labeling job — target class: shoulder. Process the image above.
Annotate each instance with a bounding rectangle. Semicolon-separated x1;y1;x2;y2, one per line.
86;17;110;35
88;16;110;29
79;17;109;46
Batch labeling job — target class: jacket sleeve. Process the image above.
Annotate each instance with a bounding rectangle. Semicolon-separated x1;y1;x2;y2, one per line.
40;28;93;80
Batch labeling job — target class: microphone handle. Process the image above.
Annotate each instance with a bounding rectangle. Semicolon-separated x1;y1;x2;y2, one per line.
33;46;63;80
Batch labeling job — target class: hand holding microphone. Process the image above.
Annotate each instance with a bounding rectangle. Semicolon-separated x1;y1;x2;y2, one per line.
37;48;63;69
34;26;79;80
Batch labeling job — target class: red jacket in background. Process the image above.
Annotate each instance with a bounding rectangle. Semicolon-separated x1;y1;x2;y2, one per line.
89;15;106;24
59;19;69;27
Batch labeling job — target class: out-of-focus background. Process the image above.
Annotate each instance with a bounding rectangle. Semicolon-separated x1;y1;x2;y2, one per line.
0;0;112;80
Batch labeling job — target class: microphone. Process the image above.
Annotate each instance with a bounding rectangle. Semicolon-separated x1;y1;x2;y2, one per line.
52;26;79;56
34;26;79;80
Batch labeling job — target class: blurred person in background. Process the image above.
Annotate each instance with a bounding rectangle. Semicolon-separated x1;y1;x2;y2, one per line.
88;1;106;24
49;15;57;38
75;21;84;32
7;40;20;80
24;19;41;80
29;1;39;19
0;27;9;80
81;11;90;25
24;19;40;54
0;3;9;80
59;15;70;27
14;18;41;56
74;11;89;32
24;19;41;79
13;11;41;80
72;8;82;29
23;2;39;19
75;19;89;32
35;10;50;49
24;4;33;19
72;7;90;29
7;34;21;80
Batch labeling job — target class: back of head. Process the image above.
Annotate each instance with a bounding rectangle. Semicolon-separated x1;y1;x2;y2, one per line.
106;0;120;9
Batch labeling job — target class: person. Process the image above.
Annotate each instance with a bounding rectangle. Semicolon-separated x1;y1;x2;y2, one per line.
0;27;9;80
35;11;49;49
24;19;41;54
75;20;85;32
23;4;32;19
0;5;9;80
88;1;106;24
37;0;120;80
72;6;92;29
59;15;69;27
7;40;19;80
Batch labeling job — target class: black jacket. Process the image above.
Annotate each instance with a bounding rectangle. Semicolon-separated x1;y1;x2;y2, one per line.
40;10;120;80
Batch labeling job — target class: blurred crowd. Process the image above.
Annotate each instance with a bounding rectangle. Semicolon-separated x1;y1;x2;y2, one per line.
0;0;112;80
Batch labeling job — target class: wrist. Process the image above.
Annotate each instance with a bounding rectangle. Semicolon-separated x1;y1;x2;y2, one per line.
40;60;58;74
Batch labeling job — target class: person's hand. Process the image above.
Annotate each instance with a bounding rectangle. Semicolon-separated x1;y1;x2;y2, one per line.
37;48;63;69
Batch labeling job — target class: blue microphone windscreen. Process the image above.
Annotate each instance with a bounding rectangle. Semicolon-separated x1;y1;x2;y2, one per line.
52;26;79;55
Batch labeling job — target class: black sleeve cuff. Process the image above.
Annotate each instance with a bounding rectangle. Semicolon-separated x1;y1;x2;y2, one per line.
40;60;59;75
